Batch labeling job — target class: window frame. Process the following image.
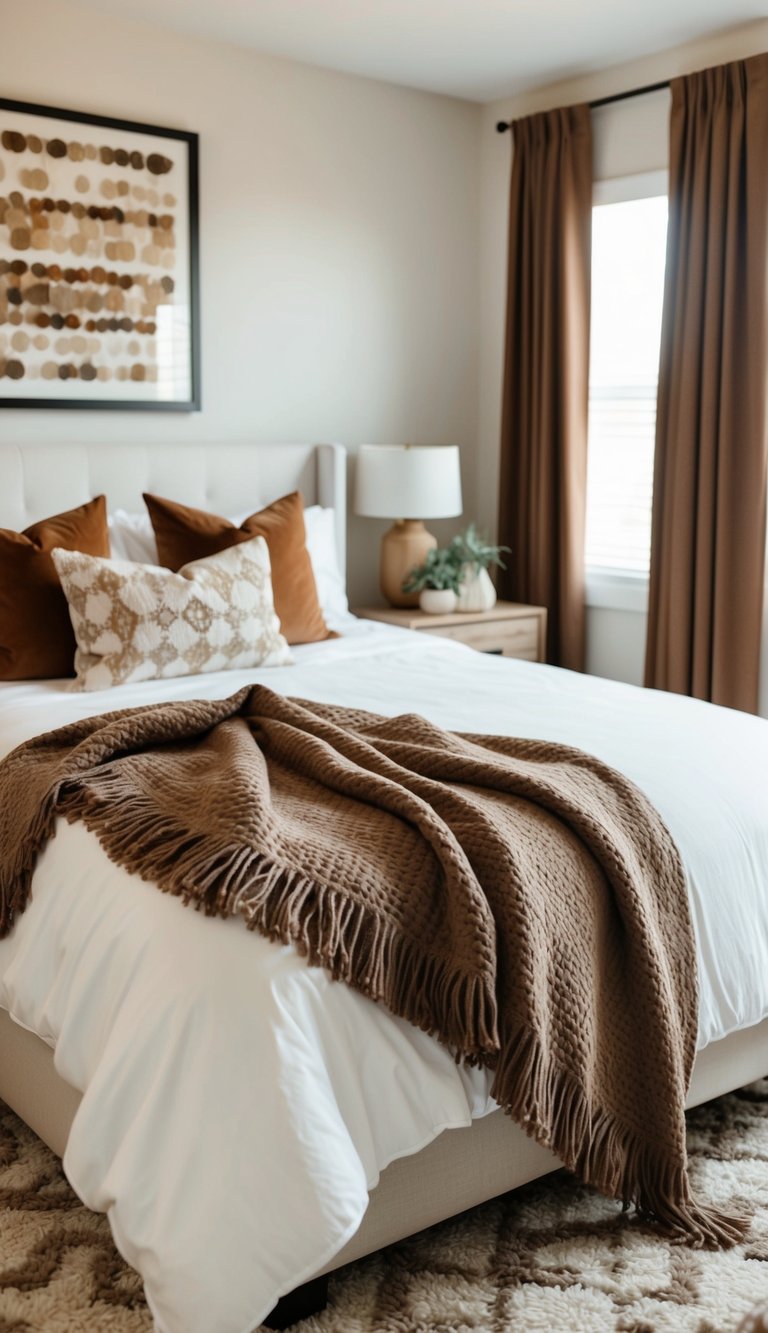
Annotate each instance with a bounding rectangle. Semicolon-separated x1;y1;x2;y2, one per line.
585;168;668;614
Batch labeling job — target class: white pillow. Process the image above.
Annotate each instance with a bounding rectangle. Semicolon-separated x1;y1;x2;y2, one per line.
109;509;158;565
52;537;292;692
302;506;350;626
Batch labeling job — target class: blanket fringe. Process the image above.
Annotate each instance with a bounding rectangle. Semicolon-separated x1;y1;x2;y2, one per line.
491;1026;750;1249
55;776;500;1065
0;789;60;937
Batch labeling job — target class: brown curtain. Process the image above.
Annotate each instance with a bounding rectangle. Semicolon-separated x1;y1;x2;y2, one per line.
497;105;592;670
645;55;768;712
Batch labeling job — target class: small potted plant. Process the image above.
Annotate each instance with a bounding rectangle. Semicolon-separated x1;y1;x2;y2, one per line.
402;546;462;614
449;523;508;612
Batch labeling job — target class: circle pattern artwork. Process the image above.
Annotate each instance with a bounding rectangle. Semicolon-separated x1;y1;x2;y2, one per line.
0;105;189;398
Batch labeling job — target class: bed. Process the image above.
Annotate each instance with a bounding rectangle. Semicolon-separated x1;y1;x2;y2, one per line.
0;440;766;1333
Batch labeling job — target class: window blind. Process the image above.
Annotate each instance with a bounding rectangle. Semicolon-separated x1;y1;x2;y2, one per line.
585;385;656;575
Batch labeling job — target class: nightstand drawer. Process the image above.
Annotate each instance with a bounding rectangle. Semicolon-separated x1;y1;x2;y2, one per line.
420;616;540;658
353;602;547;663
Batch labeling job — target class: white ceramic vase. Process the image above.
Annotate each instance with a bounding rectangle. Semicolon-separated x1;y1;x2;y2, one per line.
456;564;497;613
419;588;458;615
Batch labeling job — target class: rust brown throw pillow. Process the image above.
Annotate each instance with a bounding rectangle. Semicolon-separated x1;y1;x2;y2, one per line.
143;491;334;645
0;496;109;680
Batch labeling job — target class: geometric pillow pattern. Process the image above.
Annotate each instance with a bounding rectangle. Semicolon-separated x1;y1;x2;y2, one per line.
52;537;292;692
143;489;333;645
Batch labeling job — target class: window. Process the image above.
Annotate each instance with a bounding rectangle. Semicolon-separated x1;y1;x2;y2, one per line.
585;177;668;584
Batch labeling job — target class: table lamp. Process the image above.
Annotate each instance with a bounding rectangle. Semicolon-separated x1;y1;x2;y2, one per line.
354;444;463;607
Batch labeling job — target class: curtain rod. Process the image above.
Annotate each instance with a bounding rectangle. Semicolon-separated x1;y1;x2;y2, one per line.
495;77;670;132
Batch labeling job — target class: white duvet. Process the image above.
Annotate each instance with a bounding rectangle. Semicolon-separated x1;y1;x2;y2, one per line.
1;618;767;1333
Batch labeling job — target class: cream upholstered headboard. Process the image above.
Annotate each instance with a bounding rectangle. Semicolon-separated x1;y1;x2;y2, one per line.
0;441;346;576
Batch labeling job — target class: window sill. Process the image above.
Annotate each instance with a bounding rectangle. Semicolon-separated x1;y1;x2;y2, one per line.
585;569;649;614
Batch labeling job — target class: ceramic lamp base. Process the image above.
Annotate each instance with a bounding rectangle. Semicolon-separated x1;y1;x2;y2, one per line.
380;520;436;607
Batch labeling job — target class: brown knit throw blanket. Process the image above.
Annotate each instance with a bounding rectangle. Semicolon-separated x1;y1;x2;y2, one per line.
0;686;747;1247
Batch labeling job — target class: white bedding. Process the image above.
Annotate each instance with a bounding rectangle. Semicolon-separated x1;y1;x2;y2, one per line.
1;618;767;1333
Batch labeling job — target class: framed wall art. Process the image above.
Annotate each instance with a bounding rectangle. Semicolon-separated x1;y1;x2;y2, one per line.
0;98;199;411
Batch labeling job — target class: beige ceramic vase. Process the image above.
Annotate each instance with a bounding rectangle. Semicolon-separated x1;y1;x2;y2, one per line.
456;564;496;612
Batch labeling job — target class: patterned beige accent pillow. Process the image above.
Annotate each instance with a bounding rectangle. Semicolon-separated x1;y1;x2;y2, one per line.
52;537;293;692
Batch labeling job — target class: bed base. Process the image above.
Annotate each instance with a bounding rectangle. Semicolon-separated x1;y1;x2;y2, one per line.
1;1007;766;1323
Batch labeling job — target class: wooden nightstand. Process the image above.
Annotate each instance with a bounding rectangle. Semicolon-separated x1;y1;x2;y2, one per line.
354;601;547;662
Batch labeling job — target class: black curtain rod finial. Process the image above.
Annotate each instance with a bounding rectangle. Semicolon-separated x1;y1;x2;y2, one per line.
496;120;511;133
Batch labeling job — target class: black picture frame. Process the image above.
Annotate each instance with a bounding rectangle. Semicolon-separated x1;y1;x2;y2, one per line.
0;97;199;411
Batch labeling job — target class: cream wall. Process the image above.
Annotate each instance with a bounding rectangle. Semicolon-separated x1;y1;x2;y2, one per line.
478;20;768;714
0;0;481;606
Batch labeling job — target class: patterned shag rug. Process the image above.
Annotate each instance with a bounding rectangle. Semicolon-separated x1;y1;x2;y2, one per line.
1;1080;766;1332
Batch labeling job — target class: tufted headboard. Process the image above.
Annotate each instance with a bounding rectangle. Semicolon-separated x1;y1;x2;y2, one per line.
0;441;346;576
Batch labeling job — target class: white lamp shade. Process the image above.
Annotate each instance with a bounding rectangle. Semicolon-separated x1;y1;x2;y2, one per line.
354;445;463;520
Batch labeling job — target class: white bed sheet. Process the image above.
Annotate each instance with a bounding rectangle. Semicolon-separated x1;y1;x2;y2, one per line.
1;618;767;1333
